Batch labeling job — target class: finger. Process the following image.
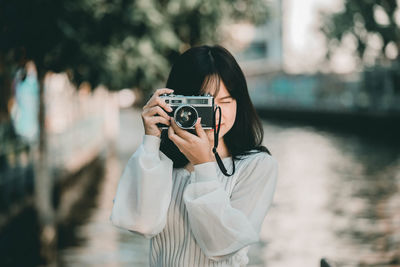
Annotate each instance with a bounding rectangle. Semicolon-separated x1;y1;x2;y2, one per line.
171;118;196;141
144;106;170;121
168;123;186;147
194;117;207;139
155;97;173;113
143;94;157;110
149;116;170;126
144;94;173;112
154;88;174;97
143;88;174;110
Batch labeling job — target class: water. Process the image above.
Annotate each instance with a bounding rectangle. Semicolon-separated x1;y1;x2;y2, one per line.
257;123;400;266
57;108;400;267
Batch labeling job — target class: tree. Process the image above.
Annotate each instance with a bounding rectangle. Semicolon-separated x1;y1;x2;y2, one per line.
321;0;400;62
1;0;269;152
1;0;269;110
320;0;400;95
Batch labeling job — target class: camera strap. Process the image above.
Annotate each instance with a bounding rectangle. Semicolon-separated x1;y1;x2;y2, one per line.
212;106;235;176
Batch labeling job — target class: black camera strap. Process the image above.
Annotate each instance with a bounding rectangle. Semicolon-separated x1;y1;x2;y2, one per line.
212;106;235;176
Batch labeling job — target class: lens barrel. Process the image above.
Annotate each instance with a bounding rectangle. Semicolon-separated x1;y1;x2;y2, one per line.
174;105;198;129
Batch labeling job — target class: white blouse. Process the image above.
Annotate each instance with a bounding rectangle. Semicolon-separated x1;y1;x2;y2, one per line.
110;135;278;267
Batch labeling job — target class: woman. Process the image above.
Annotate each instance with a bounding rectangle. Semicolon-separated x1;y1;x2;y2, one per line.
110;45;279;267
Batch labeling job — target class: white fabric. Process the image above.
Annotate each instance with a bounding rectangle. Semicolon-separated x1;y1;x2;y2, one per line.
110;135;279;266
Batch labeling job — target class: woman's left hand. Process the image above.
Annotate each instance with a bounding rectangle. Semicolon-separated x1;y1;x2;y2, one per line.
168;118;214;165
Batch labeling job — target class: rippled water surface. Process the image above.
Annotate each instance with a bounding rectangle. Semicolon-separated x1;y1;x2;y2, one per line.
58;108;400;267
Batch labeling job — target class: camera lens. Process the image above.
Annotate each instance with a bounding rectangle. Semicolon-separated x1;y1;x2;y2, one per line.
174;105;198;129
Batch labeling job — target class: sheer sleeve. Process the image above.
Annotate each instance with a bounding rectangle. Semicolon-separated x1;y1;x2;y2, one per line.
110;135;173;239
183;152;278;260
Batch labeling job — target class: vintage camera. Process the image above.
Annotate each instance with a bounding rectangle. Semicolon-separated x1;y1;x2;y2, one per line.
158;93;215;130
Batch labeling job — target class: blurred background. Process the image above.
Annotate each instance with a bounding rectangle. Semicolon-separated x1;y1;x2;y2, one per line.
1;0;400;266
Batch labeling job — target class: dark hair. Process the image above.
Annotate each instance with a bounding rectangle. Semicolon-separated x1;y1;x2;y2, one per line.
160;45;271;168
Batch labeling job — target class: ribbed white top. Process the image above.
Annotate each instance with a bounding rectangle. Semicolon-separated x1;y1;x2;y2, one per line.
110;135;278;267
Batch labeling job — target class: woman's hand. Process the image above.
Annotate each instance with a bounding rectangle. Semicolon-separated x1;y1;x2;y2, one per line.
168;117;214;165
141;88;174;138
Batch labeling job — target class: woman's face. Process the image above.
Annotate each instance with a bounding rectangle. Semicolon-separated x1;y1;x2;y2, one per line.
204;80;237;142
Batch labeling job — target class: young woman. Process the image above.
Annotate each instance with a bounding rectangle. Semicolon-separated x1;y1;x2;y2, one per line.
110;45;279;267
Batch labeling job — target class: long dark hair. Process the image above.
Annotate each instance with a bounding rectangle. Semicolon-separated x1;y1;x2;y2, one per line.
160;45;271;168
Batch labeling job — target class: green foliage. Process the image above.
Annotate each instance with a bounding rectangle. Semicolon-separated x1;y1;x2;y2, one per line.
321;0;400;63
0;0;269;93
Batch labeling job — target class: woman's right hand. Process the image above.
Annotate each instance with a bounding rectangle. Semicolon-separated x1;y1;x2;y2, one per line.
141;88;174;138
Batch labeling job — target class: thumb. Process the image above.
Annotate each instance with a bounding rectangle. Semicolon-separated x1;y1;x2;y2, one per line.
195;117;206;138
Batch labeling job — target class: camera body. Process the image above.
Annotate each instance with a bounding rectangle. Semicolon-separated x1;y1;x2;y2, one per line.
158;93;215;130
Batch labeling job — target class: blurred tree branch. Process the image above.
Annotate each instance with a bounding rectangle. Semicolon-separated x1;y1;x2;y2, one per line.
321;0;400;64
1;0;269;153
320;0;400;97
1;0;269;97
